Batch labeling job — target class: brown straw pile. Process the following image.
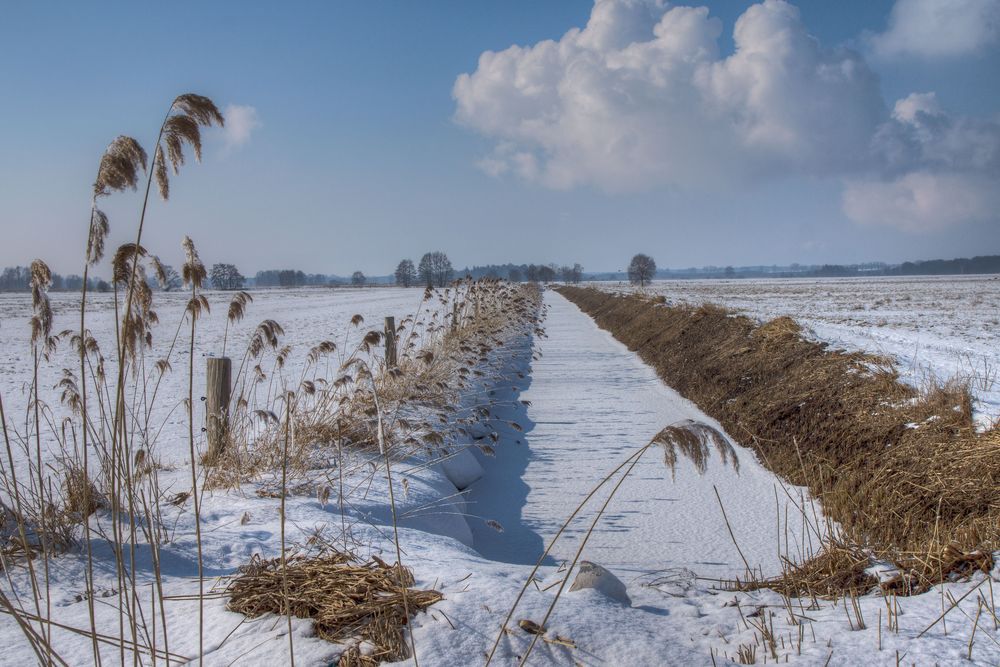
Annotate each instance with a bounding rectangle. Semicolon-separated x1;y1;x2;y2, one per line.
226;552;442;665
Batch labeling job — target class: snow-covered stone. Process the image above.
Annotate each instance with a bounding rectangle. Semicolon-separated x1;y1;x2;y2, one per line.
570;561;632;606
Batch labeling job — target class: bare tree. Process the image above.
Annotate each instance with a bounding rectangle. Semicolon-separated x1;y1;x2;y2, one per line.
394;259;417;287
418;251;454;288
351;270;366;286
557;264;584;283
628;254;656;287
210;263;245;290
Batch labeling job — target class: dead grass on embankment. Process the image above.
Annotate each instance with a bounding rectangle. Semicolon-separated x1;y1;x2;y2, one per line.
557;286;998;594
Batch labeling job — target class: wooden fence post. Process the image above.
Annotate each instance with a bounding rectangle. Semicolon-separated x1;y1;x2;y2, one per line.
384;316;397;368
206;356;232;462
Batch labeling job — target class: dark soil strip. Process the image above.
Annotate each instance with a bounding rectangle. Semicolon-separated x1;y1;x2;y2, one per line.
556;286;998;583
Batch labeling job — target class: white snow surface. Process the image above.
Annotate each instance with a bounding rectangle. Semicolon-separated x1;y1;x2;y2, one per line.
598;275;1000;429
0;288;997;665
0;286;445;480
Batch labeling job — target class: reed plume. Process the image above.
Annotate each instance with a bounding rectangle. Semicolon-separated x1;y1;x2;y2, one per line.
153;95;224;200
227;291;253;323
652;419;739;479
115;94;221;408
29;260;54;355
112;243;158;364
223;291;253;357
94;136;148;197
181;236;207;287
248;320;285;358
150;254;170;288
88;135;148;265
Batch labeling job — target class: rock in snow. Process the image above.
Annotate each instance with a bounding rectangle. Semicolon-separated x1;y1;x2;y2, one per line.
570;561;632;606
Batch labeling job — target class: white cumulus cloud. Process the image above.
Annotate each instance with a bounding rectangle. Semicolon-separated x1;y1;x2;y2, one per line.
453;0;1000;232
454;0;883;191
847;92;1000;230
221;104;261;149
869;0;1000;59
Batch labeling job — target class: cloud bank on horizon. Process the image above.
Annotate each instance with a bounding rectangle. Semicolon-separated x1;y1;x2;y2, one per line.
453;0;1000;233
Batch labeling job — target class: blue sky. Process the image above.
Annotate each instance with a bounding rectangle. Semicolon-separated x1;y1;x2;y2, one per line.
1;0;998;275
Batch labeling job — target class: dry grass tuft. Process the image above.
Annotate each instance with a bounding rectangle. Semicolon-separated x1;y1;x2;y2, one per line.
61;468;102;519
226;552;442;666
738;541;877;598
751;315;801;345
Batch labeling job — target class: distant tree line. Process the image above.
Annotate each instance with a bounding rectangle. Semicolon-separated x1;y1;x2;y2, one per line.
7;252;995;294
887;255;1000;276
254;269;329;287
456;262;584;284
0;266;111;292
692;255;1000;280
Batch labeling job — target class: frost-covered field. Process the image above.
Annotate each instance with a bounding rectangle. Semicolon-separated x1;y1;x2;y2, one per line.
0;286;437;475
598;275;1000;428
0;287;997;665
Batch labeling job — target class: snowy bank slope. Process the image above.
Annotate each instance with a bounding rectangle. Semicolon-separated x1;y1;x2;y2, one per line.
0;287;444;484
597;276;1000;428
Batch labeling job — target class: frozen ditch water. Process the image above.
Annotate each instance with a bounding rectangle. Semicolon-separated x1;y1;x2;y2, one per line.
467;289;824;580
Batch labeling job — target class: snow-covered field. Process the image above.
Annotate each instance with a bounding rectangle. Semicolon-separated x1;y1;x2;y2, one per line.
0;286;440;477
0;287;997;665
598;275;1000;429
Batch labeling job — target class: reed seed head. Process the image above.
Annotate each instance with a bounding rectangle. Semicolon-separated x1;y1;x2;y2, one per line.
93;135;147;197
650;419;739;477
181;236;207;289
248;319;285;358
87;207;111;265
153;94;225;200
227;291;253;323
